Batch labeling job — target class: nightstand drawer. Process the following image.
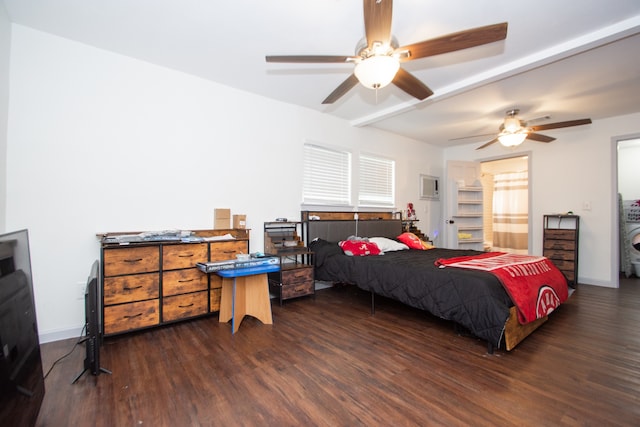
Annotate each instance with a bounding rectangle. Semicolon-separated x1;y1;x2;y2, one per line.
104;299;159;335
103;246;159;276
281;282;314;300
162;291;208;322
103;272;159;305
163;243;208;270
209;241;248;262
163;268;208;296
281;266;313;285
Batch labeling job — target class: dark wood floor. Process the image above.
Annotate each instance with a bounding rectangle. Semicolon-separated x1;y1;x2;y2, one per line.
36;278;640;426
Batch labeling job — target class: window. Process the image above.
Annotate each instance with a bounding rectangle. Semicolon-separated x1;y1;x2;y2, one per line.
303;143;351;205
358;154;395;207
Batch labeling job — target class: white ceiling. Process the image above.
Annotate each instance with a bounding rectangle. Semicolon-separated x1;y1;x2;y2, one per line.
4;0;640;148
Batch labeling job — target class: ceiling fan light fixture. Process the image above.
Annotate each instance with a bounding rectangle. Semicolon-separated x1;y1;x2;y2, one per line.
503;115;521;133
498;131;527;147
354;55;400;89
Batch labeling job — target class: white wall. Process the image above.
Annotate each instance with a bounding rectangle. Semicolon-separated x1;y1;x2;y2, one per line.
443;111;640;288
6;25;443;342
0;3;9;232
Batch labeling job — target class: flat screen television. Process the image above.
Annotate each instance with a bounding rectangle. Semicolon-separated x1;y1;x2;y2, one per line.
0;229;45;427
73;260;110;383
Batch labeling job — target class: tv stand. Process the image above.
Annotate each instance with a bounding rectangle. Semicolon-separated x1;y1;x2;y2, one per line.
72;364;112;384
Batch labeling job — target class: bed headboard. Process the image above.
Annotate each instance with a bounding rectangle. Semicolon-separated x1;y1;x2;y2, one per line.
301;211;403;243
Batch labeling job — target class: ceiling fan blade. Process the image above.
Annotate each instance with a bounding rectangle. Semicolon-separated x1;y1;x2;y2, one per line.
529;118;592;132
449;132;497;141
364;0;393;49
322;74;360;104
392;68;433;100
526;133;555;143
266;55;356;63
397;22;508;61
476;138;500;150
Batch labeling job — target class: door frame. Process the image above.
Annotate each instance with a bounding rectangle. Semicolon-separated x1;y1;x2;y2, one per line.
471;151;533;253
480;154;531;253
611;132;640;288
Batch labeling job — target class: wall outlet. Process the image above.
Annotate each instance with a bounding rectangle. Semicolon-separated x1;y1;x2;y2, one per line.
76;281;86;300
582;201;592;211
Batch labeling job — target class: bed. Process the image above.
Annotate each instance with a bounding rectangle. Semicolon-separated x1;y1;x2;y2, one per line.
302;211;567;352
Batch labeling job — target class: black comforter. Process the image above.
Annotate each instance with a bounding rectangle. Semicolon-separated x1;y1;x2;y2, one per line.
309;239;514;347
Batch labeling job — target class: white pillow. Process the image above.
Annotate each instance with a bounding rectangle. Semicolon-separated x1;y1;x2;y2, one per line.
369;237;409;253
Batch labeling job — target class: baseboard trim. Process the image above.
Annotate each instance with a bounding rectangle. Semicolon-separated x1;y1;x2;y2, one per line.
39;326;84;344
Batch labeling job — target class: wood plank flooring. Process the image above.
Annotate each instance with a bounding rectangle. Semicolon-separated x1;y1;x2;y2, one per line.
36;278;640;426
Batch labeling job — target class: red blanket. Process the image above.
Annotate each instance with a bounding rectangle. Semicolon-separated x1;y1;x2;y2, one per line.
436;252;568;324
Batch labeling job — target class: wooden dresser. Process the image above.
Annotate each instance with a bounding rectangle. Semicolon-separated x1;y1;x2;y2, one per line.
100;229;249;336
543;215;579;287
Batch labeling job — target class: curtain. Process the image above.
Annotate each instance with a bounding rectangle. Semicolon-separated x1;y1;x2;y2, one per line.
492;171;528;254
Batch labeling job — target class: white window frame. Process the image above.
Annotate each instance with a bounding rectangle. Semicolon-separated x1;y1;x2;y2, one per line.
302;143;351;206
358;153;395;208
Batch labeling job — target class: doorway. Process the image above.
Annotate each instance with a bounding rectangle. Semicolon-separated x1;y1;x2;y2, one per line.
617;137;640;278
480;156;529;254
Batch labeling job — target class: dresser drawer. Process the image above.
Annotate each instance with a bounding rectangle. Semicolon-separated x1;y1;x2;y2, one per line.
104;299;159;335
543;239;576;251
544;229;577;240
103;272;159;305
163;243;208;270
162;291;208;322
210;274;223;290
549;259;575;271
209;241;248;262
103;246;159;276
281;281;314;300
281;266;313;285
561;269;575;282
210;288;222;312
543;249;576;261
163;268;208;296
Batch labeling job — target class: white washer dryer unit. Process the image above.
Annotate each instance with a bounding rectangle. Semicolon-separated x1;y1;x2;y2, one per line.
623;199;640;276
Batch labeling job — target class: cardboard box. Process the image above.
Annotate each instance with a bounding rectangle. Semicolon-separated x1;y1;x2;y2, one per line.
233;214;247;229
214;208;231;229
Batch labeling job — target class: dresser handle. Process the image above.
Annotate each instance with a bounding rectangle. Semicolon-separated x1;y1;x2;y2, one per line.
178;303;194;308
124;258;143;263
124;313;142;319
178;279;194;283
123;285;142;291
178;253;194;258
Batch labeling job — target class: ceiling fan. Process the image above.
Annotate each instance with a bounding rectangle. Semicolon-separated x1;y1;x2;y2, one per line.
475;109;593;150
265;0;508;104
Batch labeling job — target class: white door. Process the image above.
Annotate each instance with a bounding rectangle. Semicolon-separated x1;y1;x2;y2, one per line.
444;160;481;248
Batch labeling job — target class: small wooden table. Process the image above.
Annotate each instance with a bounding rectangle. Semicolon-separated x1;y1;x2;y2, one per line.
217;265;279;333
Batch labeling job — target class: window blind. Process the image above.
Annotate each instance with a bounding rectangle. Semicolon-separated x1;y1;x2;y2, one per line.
359;154;395;207
303;144;351;205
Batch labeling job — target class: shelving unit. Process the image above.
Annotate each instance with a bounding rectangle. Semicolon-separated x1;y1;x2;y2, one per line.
264;222;314;305
452;184;484;250
402;219;424;239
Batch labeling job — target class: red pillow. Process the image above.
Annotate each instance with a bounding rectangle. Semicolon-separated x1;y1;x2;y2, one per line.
397;232;425;250
339;240;381;256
